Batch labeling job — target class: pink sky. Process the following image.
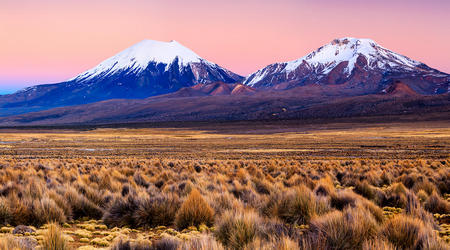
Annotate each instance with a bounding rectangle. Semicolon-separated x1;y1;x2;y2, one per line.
1;0;449;93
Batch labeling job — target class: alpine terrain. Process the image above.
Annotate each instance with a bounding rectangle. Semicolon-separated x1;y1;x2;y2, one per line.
0;37;448;126
0;40;243;116
244;38;449;95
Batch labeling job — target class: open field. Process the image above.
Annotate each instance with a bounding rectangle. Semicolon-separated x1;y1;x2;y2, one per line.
0;121;449;249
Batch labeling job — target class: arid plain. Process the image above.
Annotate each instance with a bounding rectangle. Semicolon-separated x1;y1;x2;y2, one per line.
0;121;449;249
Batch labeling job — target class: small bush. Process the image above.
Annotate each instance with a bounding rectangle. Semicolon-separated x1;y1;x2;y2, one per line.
175;189;214;229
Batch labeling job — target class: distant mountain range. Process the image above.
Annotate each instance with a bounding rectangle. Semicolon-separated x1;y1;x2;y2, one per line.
0;40;243;116
0;38;448;126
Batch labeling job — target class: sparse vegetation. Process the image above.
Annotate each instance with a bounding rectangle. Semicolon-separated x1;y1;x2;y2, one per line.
0;125;448;249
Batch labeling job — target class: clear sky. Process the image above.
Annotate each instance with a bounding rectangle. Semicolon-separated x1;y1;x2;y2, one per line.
1;0;449;94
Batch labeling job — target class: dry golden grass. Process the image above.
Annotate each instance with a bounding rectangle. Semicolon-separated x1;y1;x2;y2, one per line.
0;122;448;249
175;189;214;229
41;223;71;250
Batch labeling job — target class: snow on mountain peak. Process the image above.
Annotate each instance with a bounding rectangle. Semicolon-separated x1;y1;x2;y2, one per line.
245;37;426;87
70;39;204;82
283;37;421;74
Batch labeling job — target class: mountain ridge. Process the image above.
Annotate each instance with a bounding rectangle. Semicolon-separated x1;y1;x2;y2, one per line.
0;37;448;125
244;37;448;95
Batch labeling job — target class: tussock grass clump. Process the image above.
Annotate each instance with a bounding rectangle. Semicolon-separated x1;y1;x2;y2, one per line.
103;195;140;227
275;185;329;225
418;231;449;250
151;237;181;250
354;181;377;201
331;189;384;223
178;235;224;250
175;189;214;229
404;191;437;228
0;236;36;250
110;238;152;250
308;205;379;249
134;194;181;228
215;210;262;249
0;143;449;249
244;236;299;250
36;197;67;225
381;214;423;249
424;191;450;214
362;239;395;250
0;198;10;226
313;176;336;197
41;223;71;250
64;187;103;219
385;182;409;208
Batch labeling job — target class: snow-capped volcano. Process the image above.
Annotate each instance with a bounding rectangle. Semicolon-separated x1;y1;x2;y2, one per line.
71;40;212;82
282;38;420;76
0;39;243;114
244;38;448;95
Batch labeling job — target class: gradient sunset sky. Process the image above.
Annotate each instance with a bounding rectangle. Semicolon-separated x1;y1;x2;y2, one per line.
1;0;449;94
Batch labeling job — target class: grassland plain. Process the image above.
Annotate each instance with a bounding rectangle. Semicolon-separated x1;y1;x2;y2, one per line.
0;121;448;249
